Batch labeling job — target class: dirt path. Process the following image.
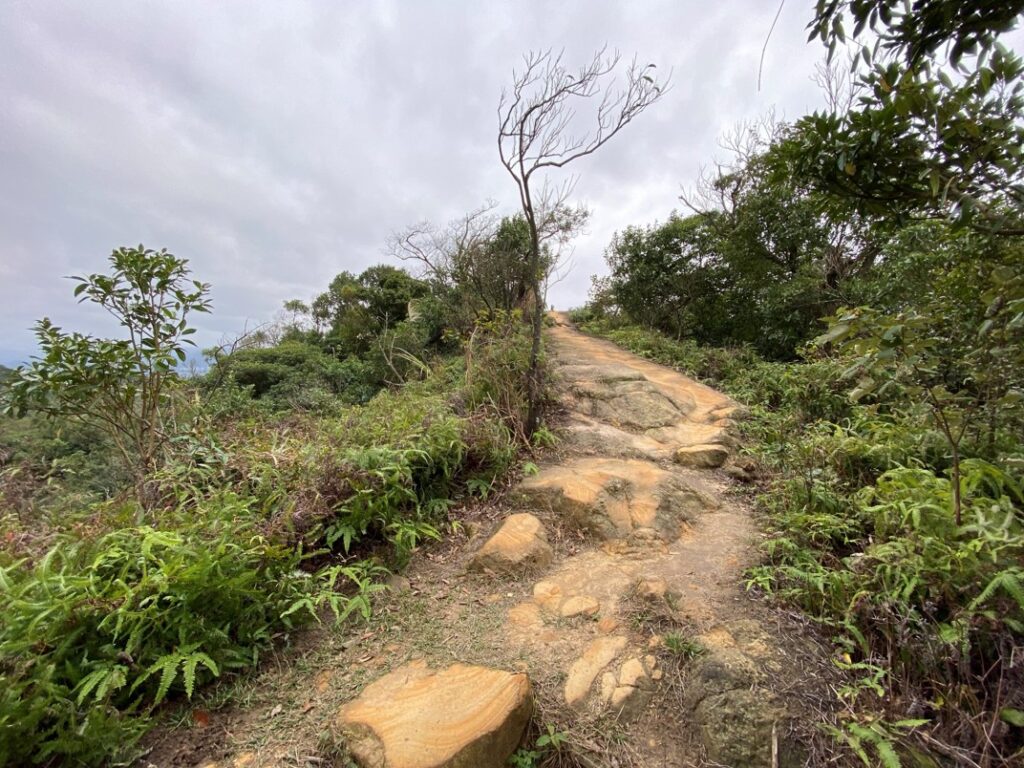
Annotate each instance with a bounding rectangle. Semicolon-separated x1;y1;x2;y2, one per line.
490;314;811;767
153;316;830;768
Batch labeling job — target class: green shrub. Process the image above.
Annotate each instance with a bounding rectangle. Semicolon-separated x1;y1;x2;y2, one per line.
217;367;516;560
0;499;362;766
0;316;531;766
585;320;1024;761
463;312;535;441
0;414;129;521
219;340;381;411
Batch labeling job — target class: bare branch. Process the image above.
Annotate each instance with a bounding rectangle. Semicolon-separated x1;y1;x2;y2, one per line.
497;48;667;435
386;201;500;285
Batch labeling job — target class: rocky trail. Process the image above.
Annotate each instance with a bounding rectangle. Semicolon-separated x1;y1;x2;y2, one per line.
156;314;831;768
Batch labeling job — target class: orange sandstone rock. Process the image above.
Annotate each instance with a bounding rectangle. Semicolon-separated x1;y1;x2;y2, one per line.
334;661;532;768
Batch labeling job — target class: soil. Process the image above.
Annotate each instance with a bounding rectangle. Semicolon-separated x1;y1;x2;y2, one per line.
139;314;838;768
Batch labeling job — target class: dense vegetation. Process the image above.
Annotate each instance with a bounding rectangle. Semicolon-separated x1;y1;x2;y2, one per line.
3;3;1022;766
575;2;1024;765
0;236;539;764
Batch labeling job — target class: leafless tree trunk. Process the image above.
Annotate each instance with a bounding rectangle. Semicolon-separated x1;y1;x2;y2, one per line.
498;47;667;435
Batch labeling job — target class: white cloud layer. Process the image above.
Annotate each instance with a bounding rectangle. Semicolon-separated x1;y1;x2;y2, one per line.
1;0;856;362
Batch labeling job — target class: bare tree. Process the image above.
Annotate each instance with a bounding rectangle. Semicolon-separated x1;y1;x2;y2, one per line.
678;111;783;220
498;47;668;435
812;56;860;115
388;201;500;289
389;199;588;319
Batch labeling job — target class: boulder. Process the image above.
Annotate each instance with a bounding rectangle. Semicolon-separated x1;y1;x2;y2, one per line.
673;444;729;468
469;513;552;575
334;661;532;768
724;465;752;483
695;688;795;768
683;626;800;768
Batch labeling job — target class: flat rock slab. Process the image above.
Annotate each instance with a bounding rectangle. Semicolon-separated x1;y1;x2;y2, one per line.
469;513;552;575
570;378;694;430
516;457;719;541
334;661;532;768
561;417;670;461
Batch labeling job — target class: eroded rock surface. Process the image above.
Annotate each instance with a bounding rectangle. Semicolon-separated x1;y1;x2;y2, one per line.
468;513;552;575
564;635;628;707
516;457;718;542
333;661;532;768
521;318;803;751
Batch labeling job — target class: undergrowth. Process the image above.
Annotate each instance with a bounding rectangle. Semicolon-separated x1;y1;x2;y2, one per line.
578;317;1024;767
0;319;533;766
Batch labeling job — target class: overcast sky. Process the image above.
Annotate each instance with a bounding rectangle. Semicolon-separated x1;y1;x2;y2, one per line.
1;0;848;364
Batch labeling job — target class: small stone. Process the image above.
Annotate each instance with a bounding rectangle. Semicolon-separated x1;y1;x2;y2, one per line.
609;685;634;709
560;595;600;618
735;457;757;472
673;444;729;468
532;581;563;612
604;657;654;720
564;636;628;707
618;657;648;688
195;757;255;768
386;575;412;594
597;616;620;634
599;671;617;702
507;602;542;629
724;465;752;483
630;526;660;540
635;577;668;602
469;514;553;575
334;660;532;768
316;669;335;693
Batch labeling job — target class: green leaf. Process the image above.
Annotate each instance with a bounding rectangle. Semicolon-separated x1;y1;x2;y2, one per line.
816;322;851;346
1000;708;1024;727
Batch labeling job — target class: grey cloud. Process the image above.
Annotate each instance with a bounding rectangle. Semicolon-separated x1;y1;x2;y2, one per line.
1;0;872;363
